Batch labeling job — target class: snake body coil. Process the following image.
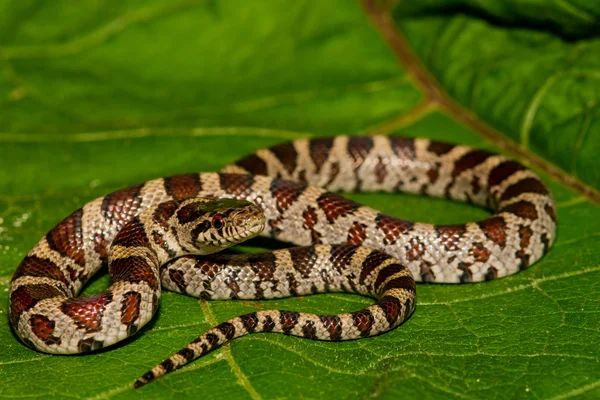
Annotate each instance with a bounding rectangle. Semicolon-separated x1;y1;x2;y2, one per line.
8;136;556;387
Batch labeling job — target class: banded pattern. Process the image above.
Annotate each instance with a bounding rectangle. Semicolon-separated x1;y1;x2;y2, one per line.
8;136;556;387
224;136;556;282
11;197;264;354
138;244;415;386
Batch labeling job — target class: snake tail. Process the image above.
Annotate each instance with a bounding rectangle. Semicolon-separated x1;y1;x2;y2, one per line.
135;244;416;387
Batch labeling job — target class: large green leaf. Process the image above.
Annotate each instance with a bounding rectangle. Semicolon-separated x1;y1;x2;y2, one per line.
1;1;598;399
394;0;600;191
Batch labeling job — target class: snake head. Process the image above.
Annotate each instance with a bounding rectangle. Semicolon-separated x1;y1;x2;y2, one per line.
176;198;265;254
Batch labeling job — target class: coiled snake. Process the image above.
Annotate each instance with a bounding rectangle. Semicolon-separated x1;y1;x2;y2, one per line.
8;136;557;387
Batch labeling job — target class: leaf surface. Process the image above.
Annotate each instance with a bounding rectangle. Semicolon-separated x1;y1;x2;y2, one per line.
394;1;600;190
0;1;598;399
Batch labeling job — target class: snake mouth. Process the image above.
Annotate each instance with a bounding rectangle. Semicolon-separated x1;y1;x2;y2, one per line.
202;212;265;250
230;213;265;242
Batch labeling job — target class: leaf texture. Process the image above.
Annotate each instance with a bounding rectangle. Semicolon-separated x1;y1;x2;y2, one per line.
0;1;598;399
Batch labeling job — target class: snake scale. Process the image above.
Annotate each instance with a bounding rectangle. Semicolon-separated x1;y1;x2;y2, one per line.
9;136;557;387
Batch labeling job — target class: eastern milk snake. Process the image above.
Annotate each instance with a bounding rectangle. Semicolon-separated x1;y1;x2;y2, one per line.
8;136;556;387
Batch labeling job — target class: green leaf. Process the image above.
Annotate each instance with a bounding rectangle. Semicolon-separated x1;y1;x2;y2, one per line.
394;0;600;38
1;1;599;399
394;1;600;191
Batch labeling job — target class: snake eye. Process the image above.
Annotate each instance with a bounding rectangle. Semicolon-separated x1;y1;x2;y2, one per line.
212;215;223;230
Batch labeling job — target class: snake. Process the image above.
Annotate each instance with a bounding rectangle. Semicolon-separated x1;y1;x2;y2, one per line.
8;135;557;388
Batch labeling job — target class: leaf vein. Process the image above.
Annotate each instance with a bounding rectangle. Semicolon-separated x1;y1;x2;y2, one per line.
0;0;207;61
199;301;262;400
